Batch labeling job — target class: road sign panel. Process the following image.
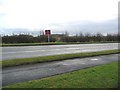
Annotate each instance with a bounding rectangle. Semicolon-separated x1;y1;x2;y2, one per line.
45;30;51;35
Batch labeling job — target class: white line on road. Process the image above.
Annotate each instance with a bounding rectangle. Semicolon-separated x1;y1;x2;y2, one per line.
91;58;99;61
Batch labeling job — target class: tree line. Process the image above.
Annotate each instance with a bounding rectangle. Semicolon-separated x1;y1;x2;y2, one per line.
1;32;119;43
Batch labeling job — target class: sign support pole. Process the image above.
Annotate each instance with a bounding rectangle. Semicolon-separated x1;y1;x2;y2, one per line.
45;30;51;43
48;35;50;42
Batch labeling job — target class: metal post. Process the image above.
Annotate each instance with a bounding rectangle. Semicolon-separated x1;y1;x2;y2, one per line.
48;35;50;42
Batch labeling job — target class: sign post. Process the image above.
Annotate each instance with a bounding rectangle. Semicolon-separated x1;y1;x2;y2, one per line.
45;30;51;42
48;34;50;42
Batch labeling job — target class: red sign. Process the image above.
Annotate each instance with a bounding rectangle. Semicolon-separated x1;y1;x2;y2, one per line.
45;30;51;35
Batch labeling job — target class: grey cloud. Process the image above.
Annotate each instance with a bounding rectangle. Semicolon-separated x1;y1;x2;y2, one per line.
0;18;118;35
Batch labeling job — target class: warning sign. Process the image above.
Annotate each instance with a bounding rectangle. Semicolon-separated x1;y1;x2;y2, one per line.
45;30;51;35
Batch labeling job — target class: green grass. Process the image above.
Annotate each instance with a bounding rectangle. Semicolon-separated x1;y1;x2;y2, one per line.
1;42;70;46
1;41;118;47
4;62;119;88
2;49;120;68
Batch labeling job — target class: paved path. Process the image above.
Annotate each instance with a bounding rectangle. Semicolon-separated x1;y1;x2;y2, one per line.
2;54;119;86
2;43;118;60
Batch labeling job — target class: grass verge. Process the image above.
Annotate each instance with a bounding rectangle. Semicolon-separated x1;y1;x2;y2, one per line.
2;49;120;68
1;41;118;47
4;62;119;88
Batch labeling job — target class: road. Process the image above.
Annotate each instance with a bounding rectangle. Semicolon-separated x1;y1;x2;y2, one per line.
2;54;119;86
2;43;118;60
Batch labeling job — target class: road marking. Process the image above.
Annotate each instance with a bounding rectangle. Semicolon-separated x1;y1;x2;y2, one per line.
62;63;69;65
2;48;81;54
49;69;52;70
81;63;85;64
2;49;63;54
91;58;98;61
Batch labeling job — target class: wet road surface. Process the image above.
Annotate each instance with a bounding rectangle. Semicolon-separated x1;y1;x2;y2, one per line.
2;43;118;60
2;54;119;86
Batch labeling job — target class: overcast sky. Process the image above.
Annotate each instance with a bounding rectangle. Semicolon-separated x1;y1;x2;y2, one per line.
0;0;119;35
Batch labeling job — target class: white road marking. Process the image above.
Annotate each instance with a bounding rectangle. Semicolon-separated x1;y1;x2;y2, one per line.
62;63;69;65
49;69;52;70
91;58;98;61
2;49;61;54
81;63;85;64
2;48;81;54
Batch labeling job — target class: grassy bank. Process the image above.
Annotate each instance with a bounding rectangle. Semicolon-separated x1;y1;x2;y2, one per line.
4;62;119;88
1;41;118;47
2;49;120;68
